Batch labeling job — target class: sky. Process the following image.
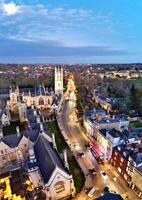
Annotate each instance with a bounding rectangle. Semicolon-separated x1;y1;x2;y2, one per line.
0;0;142;64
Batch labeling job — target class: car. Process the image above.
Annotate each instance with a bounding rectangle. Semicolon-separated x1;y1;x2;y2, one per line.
85;143;90;149
88;168;97;175
87;187;96;197
100;171;108;179
77;151;85;157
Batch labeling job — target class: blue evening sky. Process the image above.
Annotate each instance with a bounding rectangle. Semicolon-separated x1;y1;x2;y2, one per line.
0;0;142;63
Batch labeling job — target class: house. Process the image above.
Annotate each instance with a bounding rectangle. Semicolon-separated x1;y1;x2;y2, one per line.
83;109;129;143
126;150;142;198
111;144;133;178
110;141;142;198
97;129;124;160
83;109;109;139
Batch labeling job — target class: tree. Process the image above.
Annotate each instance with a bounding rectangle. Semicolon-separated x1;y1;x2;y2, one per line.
130;84;142;114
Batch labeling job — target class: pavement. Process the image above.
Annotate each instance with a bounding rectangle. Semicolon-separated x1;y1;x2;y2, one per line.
57;78;140;200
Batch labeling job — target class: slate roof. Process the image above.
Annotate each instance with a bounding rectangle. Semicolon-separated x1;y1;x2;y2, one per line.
96;193;123;200
0;107;49;148
24;130;39;142
34;134;69;183
114;144;134;160
132;152;142;165
2;134;23;148
100;129;122;139
35;85;45;96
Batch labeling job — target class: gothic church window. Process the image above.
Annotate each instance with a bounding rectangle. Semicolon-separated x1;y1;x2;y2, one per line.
38;97;44;105
54;181;65;193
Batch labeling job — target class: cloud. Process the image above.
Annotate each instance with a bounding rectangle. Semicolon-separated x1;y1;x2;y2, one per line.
2;2;21;15
0;38;131;58
0;3;97;43
0;1;130;64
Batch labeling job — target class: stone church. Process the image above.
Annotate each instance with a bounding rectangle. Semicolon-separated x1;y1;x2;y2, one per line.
5;66;63;124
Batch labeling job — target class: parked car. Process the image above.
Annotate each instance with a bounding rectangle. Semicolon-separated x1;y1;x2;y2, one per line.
77;151;85;157
87;187;96;197
88;168;97;175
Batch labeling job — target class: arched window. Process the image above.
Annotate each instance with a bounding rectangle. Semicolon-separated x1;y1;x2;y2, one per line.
38;97;44;105
54;181;65;193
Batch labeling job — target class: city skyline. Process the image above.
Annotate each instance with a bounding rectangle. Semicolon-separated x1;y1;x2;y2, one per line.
0;0;142;63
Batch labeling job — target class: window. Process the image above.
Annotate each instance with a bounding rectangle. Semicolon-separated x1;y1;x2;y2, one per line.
48;99;50;105
120;157;124;163
115;152;118;156
54;181;65;193
1;150;3;154
39;97;44;105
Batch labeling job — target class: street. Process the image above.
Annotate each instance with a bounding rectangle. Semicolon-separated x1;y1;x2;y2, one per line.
57;78;139;200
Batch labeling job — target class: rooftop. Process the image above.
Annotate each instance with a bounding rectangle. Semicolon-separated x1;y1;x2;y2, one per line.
96;192;123;200
84;109;128;125
34;134;70;183
100;128;122;139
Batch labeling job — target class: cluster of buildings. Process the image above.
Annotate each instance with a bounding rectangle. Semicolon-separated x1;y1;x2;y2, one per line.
0;67;76;199
96;69;142;79
93;90;118;112
1;66;64;126
84;108;142;198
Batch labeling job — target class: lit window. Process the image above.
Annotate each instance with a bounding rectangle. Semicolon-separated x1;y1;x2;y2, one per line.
120;157;124;163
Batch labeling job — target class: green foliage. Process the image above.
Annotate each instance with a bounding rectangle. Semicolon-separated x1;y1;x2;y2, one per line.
68;157;85;193
3;121;26;136
47;120;68;153
130;121;142;128
130;84;142;114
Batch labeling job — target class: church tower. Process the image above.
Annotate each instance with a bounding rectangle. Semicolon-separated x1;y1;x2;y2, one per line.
8;85;20;112
54;67;63;95
9;85;19;105
18;102;27;123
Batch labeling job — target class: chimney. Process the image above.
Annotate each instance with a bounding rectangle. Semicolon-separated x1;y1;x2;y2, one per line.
63;149;69;169
52;133;57;149
42;116;45;122
36;115;41;124
16;126;20;137
29;143;36;160
33;109;37;116
40;123;44;132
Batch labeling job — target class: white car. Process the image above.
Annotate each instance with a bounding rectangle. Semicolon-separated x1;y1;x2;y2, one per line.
87;187;96;197
100;171;108;179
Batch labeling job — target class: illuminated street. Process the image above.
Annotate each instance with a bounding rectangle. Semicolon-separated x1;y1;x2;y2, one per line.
58;77;139;200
